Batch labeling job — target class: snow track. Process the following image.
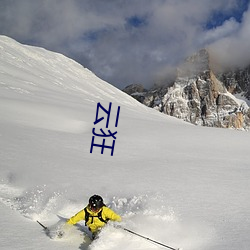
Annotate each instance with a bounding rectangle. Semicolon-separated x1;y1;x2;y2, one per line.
0;180;64;220
0;182;209;250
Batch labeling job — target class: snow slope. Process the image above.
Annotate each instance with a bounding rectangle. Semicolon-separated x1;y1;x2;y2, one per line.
0;36;250;250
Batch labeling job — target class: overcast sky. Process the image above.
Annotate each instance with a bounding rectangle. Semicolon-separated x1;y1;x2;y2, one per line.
0;0;249;89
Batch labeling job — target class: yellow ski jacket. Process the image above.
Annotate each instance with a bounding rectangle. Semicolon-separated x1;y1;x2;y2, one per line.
67;206;121;233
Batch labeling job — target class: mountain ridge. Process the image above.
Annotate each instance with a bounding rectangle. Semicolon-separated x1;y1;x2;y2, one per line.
123;49;250;130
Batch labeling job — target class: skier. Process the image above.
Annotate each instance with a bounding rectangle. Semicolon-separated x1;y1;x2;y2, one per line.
66;194;121;239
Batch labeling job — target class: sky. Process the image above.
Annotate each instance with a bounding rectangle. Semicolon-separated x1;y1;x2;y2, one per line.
0;0;249;89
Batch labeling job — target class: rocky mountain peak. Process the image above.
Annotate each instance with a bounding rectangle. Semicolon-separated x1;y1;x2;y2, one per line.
123;49;250;130
177;49;210;78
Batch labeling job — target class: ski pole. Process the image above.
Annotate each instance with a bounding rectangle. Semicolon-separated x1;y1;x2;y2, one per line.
122;227;180;250
37;220;48;231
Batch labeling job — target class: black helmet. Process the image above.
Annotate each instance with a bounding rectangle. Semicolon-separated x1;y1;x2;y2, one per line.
89;195;104;210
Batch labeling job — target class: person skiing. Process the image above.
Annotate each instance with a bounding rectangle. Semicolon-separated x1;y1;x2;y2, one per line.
66;194;121;239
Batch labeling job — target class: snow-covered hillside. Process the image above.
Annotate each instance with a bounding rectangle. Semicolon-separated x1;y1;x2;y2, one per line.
0;36;250;250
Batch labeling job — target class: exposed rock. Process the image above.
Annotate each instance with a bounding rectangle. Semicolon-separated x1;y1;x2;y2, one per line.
217;66;250;99
123;49;250;130
123;83;146;95
122;84;147;103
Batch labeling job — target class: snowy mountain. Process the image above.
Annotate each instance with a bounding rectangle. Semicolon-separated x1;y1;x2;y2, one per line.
217;65;250;100
124;49;250;130
0;36;250;250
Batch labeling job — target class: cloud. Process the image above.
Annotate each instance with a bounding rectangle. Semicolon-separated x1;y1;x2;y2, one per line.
200;18;240;45
209;4;250;69
0;0;249;89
